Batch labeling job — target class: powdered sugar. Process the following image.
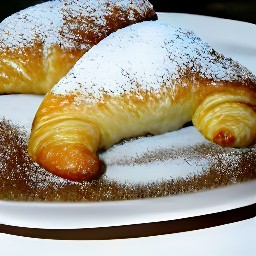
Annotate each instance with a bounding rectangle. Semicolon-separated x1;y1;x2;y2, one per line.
52;20;255;102
0;0;155;54
0;1;61;50
0;95;255;200
100;127;207;165
100;127;210;183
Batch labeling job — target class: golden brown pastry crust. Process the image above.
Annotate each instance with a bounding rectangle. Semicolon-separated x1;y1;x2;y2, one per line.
192;92;256;147
28;21;256;181
0;0;157;94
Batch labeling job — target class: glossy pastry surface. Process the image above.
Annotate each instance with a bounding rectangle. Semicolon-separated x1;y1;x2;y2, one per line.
0;0;157;94
28;21;256;181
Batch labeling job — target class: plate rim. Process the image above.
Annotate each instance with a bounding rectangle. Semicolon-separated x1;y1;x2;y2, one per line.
0;180;255;229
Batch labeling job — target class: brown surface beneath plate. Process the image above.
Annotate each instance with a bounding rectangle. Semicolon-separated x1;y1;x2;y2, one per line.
0;204;255;240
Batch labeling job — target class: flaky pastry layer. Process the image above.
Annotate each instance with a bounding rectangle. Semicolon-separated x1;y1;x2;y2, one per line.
0;0;157;94
29;21;256;181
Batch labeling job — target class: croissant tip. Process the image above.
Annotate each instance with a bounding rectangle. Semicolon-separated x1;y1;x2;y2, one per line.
36;143;101;182
213;130;235;147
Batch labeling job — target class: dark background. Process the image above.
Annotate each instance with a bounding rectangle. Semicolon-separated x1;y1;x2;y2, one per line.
0;0;255;24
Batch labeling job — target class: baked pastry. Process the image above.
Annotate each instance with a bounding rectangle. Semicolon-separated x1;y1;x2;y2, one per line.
28;21;256;181
0;0;157;94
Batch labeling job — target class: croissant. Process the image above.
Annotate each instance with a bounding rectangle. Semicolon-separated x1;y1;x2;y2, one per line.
28;21;256;181
0;0;156;94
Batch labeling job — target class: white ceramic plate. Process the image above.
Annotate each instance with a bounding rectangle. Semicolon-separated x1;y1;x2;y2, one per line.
0;13;255;229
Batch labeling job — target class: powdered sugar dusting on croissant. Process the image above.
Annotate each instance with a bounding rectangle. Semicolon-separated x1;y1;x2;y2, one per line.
52;21;255;102
0;0;156;94
0;0;155;54
29;20;256;181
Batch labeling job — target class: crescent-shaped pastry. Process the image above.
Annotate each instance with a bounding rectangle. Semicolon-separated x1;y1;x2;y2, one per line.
0;0;156;94
28;21;256;181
